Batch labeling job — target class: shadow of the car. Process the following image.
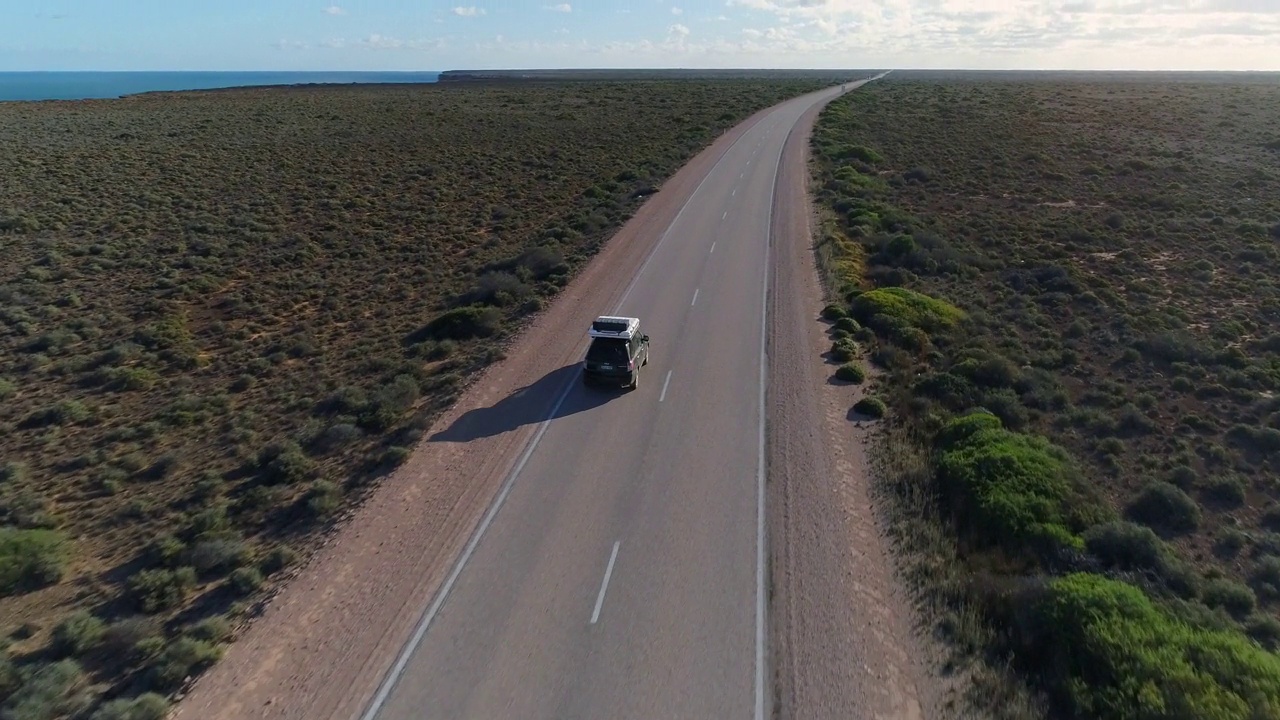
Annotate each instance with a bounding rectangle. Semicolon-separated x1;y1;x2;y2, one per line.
428;364;616;443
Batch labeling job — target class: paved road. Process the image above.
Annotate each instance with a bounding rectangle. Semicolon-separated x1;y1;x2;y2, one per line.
360;74;887;720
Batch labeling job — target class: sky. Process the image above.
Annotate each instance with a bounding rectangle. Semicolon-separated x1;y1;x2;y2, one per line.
2;0;1278;72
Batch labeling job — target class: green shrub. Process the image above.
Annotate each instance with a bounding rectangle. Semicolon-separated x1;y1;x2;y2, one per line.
0;461;26;484
935;410;1003;451
103;367;159;392
836;143;883;164
51;610;106;657
313;423;363;452
821;303;848;321
228;566;264;596
185;535;251;575
1127;481;1201;535
834;363;866;383
829;338;857;362
187;616;232;644
380;446;412;468
852;397;887;418
89;693;170;720
1252;555;1280;601
0;659;94;720
834;316;860;333
1082;521;1169;573
304;480;342;519
0;491;57;529
0;648;17;700
359;375;420;431
936;414;1101;556
914;372;978;409
0;528;69;596
1168;464;1197;488
1022;573;1280;719
413;306;502;341
126;567;196;613
1202;578;1257;619
851;287;965;333
100;617;161;657
260;544;299;575
147;637;222;691
1203;475;1246;506
1246;614;1280;651
255;440;315;484
22;400;91;428
0;377;14;400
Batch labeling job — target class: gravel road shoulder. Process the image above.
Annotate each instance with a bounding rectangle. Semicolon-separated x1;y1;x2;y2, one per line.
766;91;950;719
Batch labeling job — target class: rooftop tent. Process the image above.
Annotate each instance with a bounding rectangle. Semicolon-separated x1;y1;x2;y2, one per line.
589;316;640;340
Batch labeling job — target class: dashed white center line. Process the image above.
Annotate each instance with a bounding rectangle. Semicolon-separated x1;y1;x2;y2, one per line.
590;541;621;625
691;288;699;306
710;241;716;254
660;370;672;402
722;210;728;220
732;188;737;197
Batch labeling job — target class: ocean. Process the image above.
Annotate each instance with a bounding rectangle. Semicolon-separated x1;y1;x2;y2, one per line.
0;71;442;102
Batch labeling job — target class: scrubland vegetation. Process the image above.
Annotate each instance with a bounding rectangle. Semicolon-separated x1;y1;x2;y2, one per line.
0;76;831;715
811;72;1280;718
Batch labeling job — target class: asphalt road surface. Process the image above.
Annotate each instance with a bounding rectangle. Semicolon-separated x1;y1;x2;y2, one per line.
360;74;888;720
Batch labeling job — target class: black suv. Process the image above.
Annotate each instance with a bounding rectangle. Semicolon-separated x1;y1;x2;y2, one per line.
582;316;649;390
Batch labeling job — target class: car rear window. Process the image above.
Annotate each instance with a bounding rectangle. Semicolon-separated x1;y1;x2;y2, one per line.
587;338;629;363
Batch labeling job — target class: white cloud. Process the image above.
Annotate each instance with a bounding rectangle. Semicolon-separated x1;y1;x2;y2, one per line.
361;33;403;48
709;0;1280;67
286;0;1279;69
545;3;572;11
324;5;346;15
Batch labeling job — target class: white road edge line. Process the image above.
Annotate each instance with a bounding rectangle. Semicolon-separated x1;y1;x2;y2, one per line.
357;104;775;720
756;103;794;720
750;83;859;720
590;541;621;624
691;288;699;306
356;365;580;720
659;370;672;402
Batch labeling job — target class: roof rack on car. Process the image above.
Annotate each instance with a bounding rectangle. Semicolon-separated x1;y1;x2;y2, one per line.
589;315;640;340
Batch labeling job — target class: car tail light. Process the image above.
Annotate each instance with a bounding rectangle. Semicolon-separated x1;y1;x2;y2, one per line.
628;360;635;371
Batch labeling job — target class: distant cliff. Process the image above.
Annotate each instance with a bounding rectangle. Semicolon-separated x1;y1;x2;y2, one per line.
437;68;866;83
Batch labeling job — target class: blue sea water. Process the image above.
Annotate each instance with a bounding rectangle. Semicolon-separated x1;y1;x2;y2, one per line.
0;71;441;102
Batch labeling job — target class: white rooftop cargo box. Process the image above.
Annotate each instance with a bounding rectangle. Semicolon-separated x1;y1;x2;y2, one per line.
589;316;640;340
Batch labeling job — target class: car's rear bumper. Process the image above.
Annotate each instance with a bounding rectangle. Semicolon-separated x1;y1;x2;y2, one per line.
583;368;635;387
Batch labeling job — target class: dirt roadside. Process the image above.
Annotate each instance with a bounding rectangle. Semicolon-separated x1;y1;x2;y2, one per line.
167;98;794;720
766;94;951;718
